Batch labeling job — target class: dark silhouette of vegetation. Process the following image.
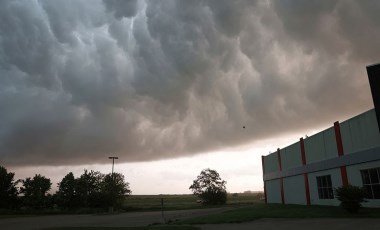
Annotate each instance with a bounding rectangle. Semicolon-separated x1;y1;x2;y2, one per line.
55;170;132;210
102;173;132;208
74;170;132;209
0;166;20;209
335;185;367;213
0;165;132;213
55;172;79;209
189;168;227;205
75;170;105;208
20;174;52;209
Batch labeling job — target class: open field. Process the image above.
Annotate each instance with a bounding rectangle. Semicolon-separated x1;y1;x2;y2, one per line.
123;193;263;211
0;193;263;217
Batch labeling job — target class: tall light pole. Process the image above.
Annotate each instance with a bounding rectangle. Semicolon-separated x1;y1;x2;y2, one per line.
108;156;118;213
108;156;118;175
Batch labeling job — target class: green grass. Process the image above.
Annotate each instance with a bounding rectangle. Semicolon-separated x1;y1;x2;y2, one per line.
42;226;200;230
123;194;200;211
123;193;262;211
0;193;263;217
177;203;380;224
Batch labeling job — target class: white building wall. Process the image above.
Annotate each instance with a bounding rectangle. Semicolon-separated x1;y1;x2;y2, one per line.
264;152;279;173
263;109;380;207
283;175;306;205
281;142;302;170
266;179;281;203
341;109;380;154
346;160;380;207
304;127;338;164
308;168;341;206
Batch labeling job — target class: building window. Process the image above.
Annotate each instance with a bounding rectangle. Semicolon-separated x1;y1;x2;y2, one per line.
317;175;334;199
361;168;380;199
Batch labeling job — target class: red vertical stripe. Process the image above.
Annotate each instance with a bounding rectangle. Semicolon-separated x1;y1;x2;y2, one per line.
263;182;267;204
334;122;344;156
300;138;311;205
277;148;282;171
261;156;267;204
277;149;284;204
300;138;306;165
304;173;311;205
334;121;349;186
261;155;266;174
280;178;285;204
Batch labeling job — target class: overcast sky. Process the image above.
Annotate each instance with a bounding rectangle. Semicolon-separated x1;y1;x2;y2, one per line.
1;0;380;194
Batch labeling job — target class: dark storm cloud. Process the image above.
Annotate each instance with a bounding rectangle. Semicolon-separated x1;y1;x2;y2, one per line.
1;0;380;166
103;0;138;19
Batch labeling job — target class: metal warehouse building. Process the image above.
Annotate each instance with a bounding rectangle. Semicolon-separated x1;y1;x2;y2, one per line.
262;63;380;207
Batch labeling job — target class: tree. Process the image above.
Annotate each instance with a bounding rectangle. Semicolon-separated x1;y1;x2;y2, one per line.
101;173;132;208
75;170;104;208
335;185;367;213
56;172;78;209
0;166;20;209
20;174;52;209
189;168;227;205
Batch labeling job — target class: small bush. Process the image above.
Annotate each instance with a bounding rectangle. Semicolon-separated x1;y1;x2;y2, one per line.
335;185;366;213
200;190;227;205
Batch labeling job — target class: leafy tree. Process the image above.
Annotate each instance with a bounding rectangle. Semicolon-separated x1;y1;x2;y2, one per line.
20;174;52;209
55;170;132;210
75;170;104;208
189;168;227;205
0;166;20;209
56;172;78;209
101;173;132;208
335;185;367;213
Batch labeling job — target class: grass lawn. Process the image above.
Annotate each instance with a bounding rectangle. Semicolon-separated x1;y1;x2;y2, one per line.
42;226;200;230
123;193;262;211
0;193;263;216
177;203;380;224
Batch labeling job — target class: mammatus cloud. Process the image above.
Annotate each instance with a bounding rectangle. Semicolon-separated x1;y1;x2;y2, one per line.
1;0;380;166
104;0;138;19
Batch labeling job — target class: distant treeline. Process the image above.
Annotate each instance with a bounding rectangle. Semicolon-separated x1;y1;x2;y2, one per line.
0;165;131;212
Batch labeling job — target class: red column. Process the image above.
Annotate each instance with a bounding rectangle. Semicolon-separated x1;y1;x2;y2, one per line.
261;156;267;204
277;148;284;204
277;148;282;171
300;138;311;205
280;178;285;204
304;174;311;205
300;138;307;165
334;122;344;156
334;121;349;186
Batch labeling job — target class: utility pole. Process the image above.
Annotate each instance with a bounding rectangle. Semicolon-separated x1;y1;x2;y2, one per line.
108;156;118;213
108;156;118;175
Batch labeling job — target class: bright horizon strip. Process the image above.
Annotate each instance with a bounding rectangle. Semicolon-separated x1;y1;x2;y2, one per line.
8;130;322;195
